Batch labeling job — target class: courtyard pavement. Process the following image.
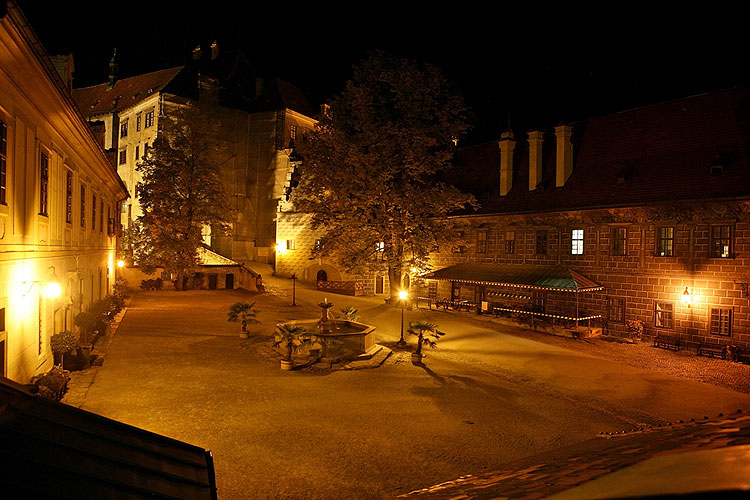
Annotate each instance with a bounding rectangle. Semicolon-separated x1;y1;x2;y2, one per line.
67;273;750;499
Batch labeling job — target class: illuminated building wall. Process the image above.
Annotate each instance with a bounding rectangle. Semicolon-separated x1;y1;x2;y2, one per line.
0;3;129;382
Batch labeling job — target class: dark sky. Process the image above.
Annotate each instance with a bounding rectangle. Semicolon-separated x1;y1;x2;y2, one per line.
17;1;747;145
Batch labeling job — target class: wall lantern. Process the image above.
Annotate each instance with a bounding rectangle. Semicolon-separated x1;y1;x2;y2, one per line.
117;259;125;268
22;266;61;298
681;287;691;307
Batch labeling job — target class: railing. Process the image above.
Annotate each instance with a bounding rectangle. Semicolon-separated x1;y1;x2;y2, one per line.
316;280;364;296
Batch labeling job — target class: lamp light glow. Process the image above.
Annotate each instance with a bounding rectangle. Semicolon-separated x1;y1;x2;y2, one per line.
681;287;691;307
45;281;62;298
117;259;125;268
398;290;408;300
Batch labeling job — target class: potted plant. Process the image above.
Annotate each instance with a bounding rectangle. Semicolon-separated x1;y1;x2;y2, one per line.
227;301;261;338
625;319;645;341
272;324;311;371
339;306;360;322
408;320;445;365
50;330;78;368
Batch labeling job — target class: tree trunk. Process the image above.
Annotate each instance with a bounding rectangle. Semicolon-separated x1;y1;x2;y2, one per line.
388;265;403;303
414;334;423;356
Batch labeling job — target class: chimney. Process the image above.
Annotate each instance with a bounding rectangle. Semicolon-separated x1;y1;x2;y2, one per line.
555;124;573;187
498;130;516;196
107;49;118;90
255;77;264;98
528;130;543;191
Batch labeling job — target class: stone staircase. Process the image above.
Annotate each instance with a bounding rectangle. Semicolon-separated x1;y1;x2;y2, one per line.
342;344;392;370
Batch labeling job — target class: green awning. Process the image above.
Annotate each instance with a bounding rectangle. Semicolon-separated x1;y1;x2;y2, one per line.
421;263;604;292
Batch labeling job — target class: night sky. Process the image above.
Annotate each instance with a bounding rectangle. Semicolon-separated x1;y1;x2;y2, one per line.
17;1;747;145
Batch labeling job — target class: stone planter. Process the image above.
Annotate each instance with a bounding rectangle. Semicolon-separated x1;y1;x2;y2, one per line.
77;345;92;370
280;359;294;371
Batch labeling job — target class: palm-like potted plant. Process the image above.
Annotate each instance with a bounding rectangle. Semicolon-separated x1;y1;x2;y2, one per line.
227;301;261;338
272;324;311;371
339;306;360;322
408;320;445;365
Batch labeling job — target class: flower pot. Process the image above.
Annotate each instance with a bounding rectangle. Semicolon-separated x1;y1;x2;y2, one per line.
280;359;294;371
239;330;249;339
411;352;423;365
62;352;78;371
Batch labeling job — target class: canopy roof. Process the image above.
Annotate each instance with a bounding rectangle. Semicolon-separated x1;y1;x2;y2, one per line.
422;263;604;292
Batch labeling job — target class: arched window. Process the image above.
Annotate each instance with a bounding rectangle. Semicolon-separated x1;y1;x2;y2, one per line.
316;270;328;282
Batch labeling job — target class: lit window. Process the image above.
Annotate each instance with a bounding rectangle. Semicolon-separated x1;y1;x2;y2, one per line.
710;308;732;336
535;230;547;255
654;301;673;329
710;225;731;258
39;152;48;216
375;241;385;252
145;110;154;128
290;124;297;140
136;114;142;131
571;229;584;255
505;231;515;254
120;120;128;138
286;239;295;250
119;149;127;165
0;120;6;205
612;226;627;256
314;239;324;252
476;231;487;254
65;171;73;223
657;227;674;257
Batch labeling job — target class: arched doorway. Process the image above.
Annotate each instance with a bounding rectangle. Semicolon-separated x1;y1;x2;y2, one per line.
316;270;328;282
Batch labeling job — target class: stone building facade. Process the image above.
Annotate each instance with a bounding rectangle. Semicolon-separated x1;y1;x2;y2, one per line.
0;2;129;382
277;88;750;350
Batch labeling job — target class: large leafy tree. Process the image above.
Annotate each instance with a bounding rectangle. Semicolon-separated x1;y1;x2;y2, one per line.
295;51;475;300
134;104;232;286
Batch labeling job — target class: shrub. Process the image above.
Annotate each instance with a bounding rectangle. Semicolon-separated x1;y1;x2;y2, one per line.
30;365;70;401
50;331;77;355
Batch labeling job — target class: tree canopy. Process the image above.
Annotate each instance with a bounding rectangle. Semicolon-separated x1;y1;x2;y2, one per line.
295;51;475;299
133;104;232;281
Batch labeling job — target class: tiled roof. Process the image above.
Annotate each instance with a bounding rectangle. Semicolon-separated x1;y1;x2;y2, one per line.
422;263;603;291
197;246;239;266
72;66;183;117
0;377;217;499
449;87;750;215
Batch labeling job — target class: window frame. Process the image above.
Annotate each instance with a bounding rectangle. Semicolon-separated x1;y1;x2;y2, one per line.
608;296;626;324
92;193;96;231
286;239;295;250
0;119;7;205
476;230;488;254
709;224;732;259
709;307;732;336
39;151;49;216
654;301;674;329
120;120;128;138
80;184;86;228
118;149;127;165
65;170;73;224
535;229;547;255
136;114;142;131
505;230;515;254
656;226;674;257
571;229;584;255
612;226;627;256
145;109;155;128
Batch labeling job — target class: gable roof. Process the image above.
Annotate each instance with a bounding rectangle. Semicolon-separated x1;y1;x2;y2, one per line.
449;87;750;216
72;66;184;117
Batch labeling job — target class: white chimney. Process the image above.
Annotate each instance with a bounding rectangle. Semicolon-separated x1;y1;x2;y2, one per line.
498;130;516;196
555;124;573;187
528;130;543;191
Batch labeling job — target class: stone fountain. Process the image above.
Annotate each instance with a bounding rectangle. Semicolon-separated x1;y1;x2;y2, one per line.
279;298;376;363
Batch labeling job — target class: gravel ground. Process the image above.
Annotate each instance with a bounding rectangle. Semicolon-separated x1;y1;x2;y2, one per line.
468;318;750;394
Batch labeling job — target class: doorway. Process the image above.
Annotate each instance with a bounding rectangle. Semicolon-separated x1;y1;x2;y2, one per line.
375;275;384;294
226;274;234;289
316;270;328;282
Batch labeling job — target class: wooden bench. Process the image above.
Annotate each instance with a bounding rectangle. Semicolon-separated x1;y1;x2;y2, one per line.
653;335;680;351
697;342;726;360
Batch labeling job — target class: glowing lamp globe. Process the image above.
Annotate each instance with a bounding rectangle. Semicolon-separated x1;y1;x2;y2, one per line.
45;281;61;298
398;290;408;300
117;259;125;268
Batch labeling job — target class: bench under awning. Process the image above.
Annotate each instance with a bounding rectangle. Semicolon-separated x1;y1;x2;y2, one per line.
421;263;604;292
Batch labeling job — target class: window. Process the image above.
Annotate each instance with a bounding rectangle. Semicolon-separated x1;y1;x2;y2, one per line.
571;229;584;255
608;297;625;324
92;194;96;230
612;226;627;255
710;225;732;258
136;114;142;131
100;200;104;232
145;110;154;128
476;231;487;254
657;226;674;257
286;239;295;250
39;152;48;216
535;230;547;255
290;124;297;140
0;120;6;205
135;145;139;160
710;308;732;336
375;241;385;253
80;185;86;227
314;239;324;252
65;171;73;223
119;149;127;165
120;120;128;138
505;231;515;254
654;301;674;329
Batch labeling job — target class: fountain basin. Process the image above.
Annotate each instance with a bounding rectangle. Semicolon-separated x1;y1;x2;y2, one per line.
277;319;376;362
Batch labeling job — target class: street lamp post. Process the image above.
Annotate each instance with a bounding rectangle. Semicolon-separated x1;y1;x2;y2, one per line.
398;290;408;347
291;273;297;306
